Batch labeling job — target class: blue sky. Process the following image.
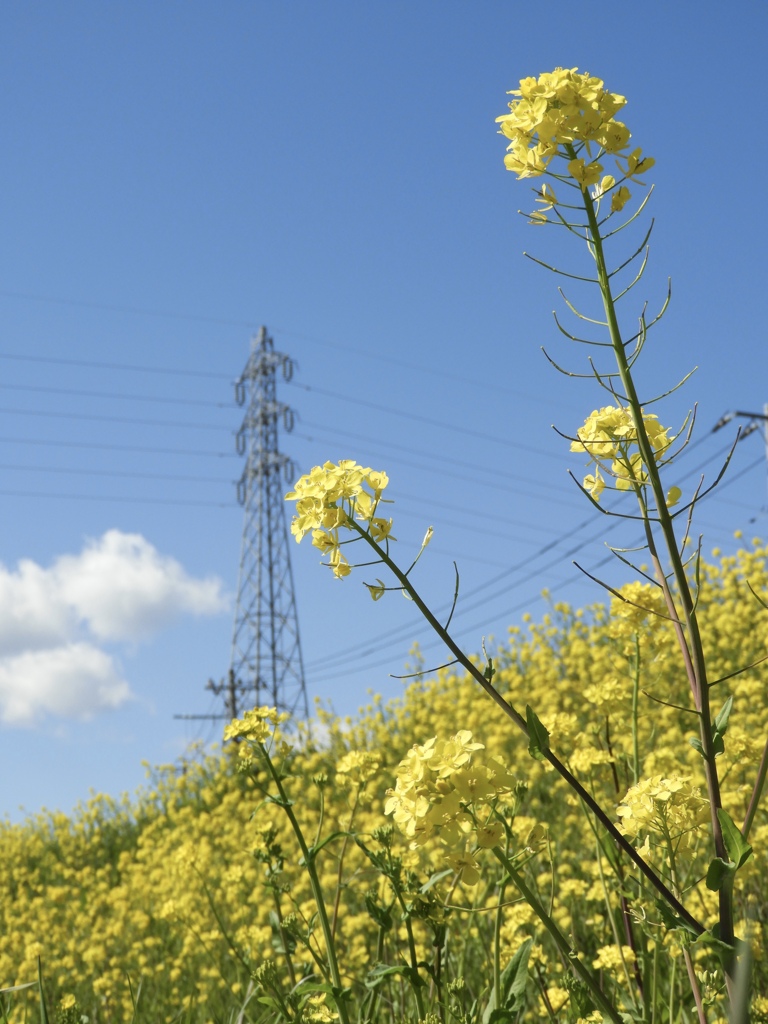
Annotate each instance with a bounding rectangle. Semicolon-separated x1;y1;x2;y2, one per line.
1;1;766;820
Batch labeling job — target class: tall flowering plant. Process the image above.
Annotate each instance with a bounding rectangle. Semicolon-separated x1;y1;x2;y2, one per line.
277;69;763;1023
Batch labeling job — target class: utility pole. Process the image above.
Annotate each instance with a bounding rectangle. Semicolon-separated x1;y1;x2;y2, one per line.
226;327;309;721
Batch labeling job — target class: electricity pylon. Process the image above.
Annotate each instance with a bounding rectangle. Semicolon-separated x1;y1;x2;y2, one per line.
226;326;309;721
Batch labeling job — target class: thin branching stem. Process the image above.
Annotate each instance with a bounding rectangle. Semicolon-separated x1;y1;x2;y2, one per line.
350;520;705;937
571;147;735;966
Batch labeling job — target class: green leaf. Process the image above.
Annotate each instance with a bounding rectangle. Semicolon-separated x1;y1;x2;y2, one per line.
705;856;736;892
501;937;532;1008
653;898;700;937
36;959;50;1024
482;938;532;1024
420;868;453;892
484;1011;515;1024
365;962;424;990
298;983;336;996
690;698;734;758
694;927;738;961
354;838;388;872
364;893;393;931
311;830;352;857
717;808;753;869
525;706;550;761
714;696;734;736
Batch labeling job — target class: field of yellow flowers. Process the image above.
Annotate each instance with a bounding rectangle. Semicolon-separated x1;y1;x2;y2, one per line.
1;539;766;1023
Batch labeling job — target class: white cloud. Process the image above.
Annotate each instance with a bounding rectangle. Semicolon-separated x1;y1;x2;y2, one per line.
0;531;228;726
0;644;131;726
0;558;77;656
54;530;227;641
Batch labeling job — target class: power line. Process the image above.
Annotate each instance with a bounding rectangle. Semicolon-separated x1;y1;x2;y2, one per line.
0;289;554;407
303;447;763;674
0;435;239;458
307;460;766;685
304;507;604;672
0;406;233;432
0;462;231;484
305;429;743;670
0;461;562;535
297;421;572;496
0;288;259;330
293;431;579;510
271;324;555;406
0;488;236;508
286;380;564;459
0;350;232;379
0;398;733;504
0;382;227;409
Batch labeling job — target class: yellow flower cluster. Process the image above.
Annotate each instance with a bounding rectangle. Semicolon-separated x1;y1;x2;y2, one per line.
285;460;392;578
592;944;637;975
570;405;680;505
335;749;381;786
496;68;654;187
222;705;293;766
222;705;287;744
616;775;709;849
384;731;517;884
304;994;339;1023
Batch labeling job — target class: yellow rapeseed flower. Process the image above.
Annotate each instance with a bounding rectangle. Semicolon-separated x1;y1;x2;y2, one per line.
616;775;709;848
285;460;393;578
592;944;637;974
571;405;677;503
496;68;650;192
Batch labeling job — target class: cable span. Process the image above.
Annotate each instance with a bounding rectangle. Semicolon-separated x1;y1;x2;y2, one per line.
303;451;763;674
0;382;227;409
0;435;239;458
286;381;564;459
0;406;233;431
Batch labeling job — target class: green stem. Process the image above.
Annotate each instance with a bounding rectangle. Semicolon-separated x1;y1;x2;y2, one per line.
272;892;298;990
493;873;506;1016
490;846;623;1024
667;838;708;1024
574;161;734;955
683;948;708;1024
261;747;351;1024
392;885;427;1020
594;837;639;1009
331;790;360;942
351;520;705;938
631;636;641;786
742;733;768;842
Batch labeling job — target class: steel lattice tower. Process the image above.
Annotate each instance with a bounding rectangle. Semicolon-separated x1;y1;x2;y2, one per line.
227;326;309;720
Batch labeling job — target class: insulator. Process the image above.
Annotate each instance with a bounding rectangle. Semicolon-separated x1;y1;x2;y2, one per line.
712;412;735;432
